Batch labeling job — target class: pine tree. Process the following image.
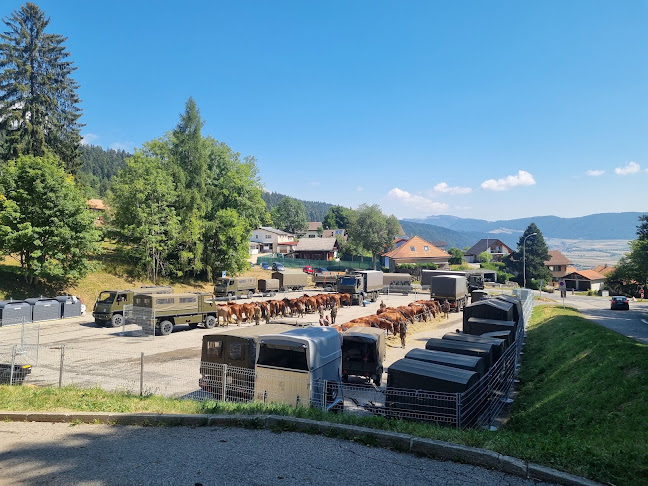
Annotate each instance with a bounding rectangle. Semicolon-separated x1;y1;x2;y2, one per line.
0;3;83;172
508;223;552;287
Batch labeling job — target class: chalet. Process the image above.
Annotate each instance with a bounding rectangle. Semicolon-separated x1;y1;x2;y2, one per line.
87;199;108;226
249;227;296;254
381;236;451;271
293;237;340;261
464;239;513;263
544;250;573;281
561;269;607;291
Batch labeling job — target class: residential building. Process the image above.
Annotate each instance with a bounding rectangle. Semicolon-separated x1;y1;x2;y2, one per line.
293;237;340;261
464;239;513;263
561;269;606;291
544;250;573;281
87;199;108;226
381;236;451;271
593;264;616;277
303;222;323;238
249;227;296;254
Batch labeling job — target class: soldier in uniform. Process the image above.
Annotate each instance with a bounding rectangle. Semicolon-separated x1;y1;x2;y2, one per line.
330;304;338;324
442;299;450;319
400;320;408;348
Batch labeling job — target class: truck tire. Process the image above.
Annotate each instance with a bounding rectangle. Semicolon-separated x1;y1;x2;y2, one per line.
227;292;234;299
247;290;254;299
107;313;123;328
374;367;383;387
204;315;217;329
158;320;174;336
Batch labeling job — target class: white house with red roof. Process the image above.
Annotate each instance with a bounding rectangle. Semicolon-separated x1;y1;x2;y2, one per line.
382;236;451;271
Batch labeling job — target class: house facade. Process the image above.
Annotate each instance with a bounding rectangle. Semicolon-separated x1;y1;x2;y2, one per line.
303;222;323;238
293;237;340;261
464;239;513;263
249;227;296;254
544;250;573;281
381;236;451;271
561;269;606;291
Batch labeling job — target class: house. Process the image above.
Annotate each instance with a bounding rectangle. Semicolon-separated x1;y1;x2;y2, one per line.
561;269;607;291
381;236;451;271
464;239;513;263
303;222;323;238
293;237;340;261
249;227;296;254
593;264;616;277
322;228;347;241
544;250;573;281
87;199;108;226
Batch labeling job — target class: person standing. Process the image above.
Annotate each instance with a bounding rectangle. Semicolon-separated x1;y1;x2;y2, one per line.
442;299;450;319
400;320;408;348
330;304;338;324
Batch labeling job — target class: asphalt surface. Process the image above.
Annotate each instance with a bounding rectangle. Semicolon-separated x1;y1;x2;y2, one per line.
0;421;558;486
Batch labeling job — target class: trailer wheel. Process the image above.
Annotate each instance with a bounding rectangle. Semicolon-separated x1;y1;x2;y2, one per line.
158;320;174;336
247;290;254;299
204;315;217;329
107;313;123;328
227;292;234;298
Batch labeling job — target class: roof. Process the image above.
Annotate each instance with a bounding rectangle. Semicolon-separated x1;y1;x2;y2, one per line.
257;226;295;237
382;236;450;259
307;222;322;231
593;264;616;276
545;250;572;266
295;237;339;252
87;199;108;210
564;269;606;281
465;239;513;256
278;241;298;246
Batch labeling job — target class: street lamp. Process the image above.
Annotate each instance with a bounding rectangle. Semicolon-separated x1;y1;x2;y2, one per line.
523;233;537;288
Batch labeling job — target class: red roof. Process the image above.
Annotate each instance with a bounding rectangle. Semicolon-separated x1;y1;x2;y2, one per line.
545;250;572;266
565;269;606;281
382;236;450;259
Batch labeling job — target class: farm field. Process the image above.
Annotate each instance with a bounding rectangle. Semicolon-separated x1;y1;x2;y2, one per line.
546;238;630;268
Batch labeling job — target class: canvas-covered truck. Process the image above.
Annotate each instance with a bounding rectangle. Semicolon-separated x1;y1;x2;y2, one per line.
92;286;172;328
421;270;487;292
429;275;468;312
382;273;412;295
132;292;220;336
257;279;279;296
313;272;341;291
272;271;308;291
213;277;257;298
337;270;384;305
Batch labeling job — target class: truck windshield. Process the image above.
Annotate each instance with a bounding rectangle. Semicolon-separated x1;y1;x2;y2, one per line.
257;344;308;371
339;277;357;286
97;292;116;304
215;278;231;286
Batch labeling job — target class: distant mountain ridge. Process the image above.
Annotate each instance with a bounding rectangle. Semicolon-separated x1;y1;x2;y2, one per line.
398;220;499;249
406;212;645;240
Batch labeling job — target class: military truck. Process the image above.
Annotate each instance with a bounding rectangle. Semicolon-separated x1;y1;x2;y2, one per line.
92;286;172;328
132;292;220;336
272;271;308;291
382;273;412;295
429;275;468;312
421;270;487;292
213;277;257;298
313;272;341;291
337;270;383;305
257;278;279;296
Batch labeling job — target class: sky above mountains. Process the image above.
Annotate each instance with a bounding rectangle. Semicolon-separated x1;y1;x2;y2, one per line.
7;1;647;220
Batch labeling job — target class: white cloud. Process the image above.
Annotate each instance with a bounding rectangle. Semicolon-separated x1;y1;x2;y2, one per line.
432;182;472;195
387;188;448;213
110;141;135;152
481;170;536;191
81;133;99;145
615;161;640;175
585;169;605;177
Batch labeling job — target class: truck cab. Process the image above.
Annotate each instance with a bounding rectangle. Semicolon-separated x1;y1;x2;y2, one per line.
92;286;172;328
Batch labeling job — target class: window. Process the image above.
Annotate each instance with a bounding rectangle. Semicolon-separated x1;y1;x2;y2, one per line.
156;298;174;305
424;246;429;251
255;234;259;239
206;340;222;358
180;297;197;303
265;235;271;239
229;343;244;360
410;246;416;251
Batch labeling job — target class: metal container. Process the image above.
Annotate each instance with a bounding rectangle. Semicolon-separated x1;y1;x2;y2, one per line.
56;296;82;318
26;298;61;322
0;300;32;325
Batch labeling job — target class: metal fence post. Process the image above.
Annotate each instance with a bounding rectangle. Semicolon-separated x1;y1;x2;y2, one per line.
35;324;40;366
322;380;327;411
58;345;66;388
456;393;462;429
140;352;144;396
10;345;17;386
221;364;227;402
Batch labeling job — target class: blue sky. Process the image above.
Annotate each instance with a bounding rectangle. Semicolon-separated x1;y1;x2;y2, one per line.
4;1;647;220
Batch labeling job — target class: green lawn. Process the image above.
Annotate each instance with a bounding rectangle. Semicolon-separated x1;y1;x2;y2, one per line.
1;305;646;485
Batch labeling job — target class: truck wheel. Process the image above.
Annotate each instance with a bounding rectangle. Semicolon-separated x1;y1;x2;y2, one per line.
204;315;217;329
247;290;254;299
158;320;174;336
107;314;123;328
227;292;234;299
373;368;383;387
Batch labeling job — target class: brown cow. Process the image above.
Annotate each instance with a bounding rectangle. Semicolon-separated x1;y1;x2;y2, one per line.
216;305;233;327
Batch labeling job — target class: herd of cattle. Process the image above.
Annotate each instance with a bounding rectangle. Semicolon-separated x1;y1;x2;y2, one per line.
213;292;443;336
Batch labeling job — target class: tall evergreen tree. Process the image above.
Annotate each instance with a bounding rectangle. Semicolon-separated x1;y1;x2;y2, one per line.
507;222;552;287
0;3;83;172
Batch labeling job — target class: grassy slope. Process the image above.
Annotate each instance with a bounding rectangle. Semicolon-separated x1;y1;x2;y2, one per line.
1;306;646;484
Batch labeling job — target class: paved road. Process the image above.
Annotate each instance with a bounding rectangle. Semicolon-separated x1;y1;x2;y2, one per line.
0;421;557;486
539;293;648;345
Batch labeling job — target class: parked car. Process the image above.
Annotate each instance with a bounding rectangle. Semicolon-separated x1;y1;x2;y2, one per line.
314;267;328;273
303;266;314;274
610;296;629;310
272;262;285;271
260;262;270;270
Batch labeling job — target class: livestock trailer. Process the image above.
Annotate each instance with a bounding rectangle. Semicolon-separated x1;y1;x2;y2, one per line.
341;327;386;385
0;300;32;326
255;327;343;412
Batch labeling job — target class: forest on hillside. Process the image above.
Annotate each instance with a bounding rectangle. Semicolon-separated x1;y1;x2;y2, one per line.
77;145;130;197
261;191;333;222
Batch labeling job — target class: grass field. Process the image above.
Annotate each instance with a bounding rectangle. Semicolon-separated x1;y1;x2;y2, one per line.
1;306;646;485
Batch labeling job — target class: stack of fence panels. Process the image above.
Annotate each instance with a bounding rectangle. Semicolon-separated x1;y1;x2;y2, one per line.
425;338;495;369
56;296;82;318
0;300;32;326
405;348;487;378
26;298;61;322
442;332;507;362
386;358;480;426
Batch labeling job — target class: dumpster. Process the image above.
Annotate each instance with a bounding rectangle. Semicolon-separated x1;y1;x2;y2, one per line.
199;323;296;401
56;295;82;318
405;348;487;378
425;337;495;369
442;332;506;363
0;363;32;385
464;317;516;338
342;327;386;385
26;298;61;322
386;358;479;426
0;300;32;326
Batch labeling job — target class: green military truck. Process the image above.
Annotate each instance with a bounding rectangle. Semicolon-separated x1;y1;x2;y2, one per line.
132;292;220;336
213;277;257;298
92;286;172;328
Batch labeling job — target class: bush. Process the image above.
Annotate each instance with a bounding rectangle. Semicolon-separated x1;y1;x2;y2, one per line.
497;271;514;284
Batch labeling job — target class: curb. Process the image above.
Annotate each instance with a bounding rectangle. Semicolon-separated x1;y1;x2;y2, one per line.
0;412;602;486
